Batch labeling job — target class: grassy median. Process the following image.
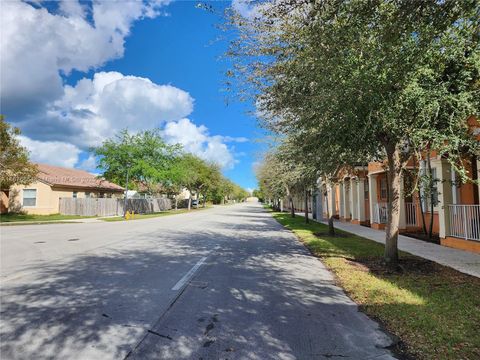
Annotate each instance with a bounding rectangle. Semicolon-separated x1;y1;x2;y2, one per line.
272;211;480;360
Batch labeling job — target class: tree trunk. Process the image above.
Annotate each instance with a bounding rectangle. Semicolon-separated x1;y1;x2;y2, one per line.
419;190;427;235
304;189;309;224
188;197;191;211
203;194;206;208
289;195;295;217
174;196;178;210
385;147;402;265
325;190;335;236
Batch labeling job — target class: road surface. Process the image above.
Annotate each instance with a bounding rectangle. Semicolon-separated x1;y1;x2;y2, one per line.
0;203;395;359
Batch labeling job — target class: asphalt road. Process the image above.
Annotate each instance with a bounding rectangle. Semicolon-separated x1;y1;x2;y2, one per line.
0;203;395;360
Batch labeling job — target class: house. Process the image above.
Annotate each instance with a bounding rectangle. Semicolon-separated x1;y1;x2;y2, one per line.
289;117;480;253
1;163;124;215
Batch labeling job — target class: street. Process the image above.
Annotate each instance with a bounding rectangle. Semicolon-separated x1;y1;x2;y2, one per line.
0;203;395;359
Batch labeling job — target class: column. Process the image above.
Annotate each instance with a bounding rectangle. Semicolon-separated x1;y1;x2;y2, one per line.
368;174;378;224
328;183;336;218
339;182;345;219
316;191;323;221
343;180;351;220
357;178;366;222
437;159;453;239
477;159;480;202
350;178;358;221
399;177;406;230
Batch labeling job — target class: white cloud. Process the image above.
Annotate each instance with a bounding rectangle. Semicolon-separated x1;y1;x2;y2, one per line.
1;0;169;118
18;71;194;148
18;136;81;168
77;155;98;172
231;0;262;19
163;119;238;169
2;0;241;172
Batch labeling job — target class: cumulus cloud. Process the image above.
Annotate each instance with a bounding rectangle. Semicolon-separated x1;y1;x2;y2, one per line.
1;0;169;118
231;0;262;19
163;119;238;169
2;0;241;171
18;71;194;148
77;155;98;172
18;136;81;168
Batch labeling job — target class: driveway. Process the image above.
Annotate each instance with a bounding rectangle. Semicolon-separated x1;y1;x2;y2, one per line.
0;203;395;359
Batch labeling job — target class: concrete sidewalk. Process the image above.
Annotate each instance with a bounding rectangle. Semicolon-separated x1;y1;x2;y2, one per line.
295;212;480;278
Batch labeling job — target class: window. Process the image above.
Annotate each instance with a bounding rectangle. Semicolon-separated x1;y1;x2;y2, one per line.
85;192;91;198
380;178;388;200
364;179;369;200
99;193;105;198
73;191;78;198
23;189;37;207
107;193;112;198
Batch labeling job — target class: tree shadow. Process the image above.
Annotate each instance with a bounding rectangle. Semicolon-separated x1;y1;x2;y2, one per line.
1;204;397;360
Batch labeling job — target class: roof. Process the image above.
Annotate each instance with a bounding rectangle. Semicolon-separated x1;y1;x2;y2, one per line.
35;163;124;192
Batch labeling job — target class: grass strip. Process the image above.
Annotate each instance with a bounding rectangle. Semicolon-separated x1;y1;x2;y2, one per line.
271;211;480;360
0;213;95;223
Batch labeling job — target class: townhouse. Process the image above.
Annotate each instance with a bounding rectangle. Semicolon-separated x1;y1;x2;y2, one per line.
288;117;480;253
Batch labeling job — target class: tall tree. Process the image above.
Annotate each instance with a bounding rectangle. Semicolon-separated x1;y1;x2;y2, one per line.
228;0;480;264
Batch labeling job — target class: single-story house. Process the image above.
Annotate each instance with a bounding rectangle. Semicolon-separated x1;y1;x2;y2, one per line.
1;163;124;215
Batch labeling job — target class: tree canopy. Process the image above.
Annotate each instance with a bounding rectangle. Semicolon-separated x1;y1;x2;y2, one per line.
92;129;248;209
0;115;38;189
227;0;480;263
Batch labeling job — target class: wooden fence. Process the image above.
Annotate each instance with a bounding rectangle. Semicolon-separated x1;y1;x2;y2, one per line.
59;198;172;216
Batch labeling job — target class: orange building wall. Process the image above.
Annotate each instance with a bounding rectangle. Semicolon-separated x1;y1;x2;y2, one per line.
441;237;480;253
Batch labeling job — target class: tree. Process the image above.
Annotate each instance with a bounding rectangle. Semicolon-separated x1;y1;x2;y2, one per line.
228;0;480;265
93;129;181;195
0;116;38;189
256;137;318;223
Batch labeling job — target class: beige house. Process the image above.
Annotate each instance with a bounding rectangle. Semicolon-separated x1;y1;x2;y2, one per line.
2;163;124;215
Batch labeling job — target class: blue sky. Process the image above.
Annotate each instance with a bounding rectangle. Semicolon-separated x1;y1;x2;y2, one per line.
1;0;262;191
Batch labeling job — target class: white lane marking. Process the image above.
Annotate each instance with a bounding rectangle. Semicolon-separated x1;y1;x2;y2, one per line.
172;256;208;291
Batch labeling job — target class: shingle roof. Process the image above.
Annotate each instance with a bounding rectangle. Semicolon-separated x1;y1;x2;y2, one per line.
36;163;124;192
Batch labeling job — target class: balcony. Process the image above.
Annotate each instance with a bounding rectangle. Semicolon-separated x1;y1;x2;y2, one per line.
447;205;480;241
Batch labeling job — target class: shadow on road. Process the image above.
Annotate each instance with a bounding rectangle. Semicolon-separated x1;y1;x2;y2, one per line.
0;204;394;359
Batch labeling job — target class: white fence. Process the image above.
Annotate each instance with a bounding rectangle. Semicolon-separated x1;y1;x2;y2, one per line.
59;198;171;217
372;202;388;224
405;202;418;227
447;205;480;241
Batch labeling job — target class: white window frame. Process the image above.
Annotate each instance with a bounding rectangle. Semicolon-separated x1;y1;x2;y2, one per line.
22;189;37;207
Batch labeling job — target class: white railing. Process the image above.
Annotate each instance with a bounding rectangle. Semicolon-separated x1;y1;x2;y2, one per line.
372;202;388;224
448;205;480;241
405;202;418;227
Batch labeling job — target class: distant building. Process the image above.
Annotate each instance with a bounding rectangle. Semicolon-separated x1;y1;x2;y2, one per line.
1;163;124;215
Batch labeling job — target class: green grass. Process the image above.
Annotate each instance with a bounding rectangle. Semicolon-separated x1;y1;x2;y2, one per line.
0;213;95;223
272;211;480;360
101;206;211;222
